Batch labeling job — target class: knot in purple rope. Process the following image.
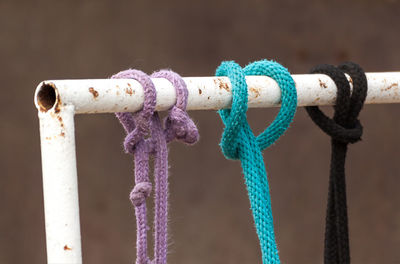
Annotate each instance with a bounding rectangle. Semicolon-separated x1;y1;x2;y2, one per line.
151;70;199;145
130;182;152;206
112;69;156;154
164;107;199;144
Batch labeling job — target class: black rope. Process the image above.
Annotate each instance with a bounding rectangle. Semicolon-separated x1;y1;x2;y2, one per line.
305;62;368;264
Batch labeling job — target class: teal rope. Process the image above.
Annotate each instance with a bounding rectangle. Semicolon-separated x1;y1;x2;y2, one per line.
216;60;297;264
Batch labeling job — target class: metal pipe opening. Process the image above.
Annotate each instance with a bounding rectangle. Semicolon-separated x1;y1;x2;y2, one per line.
36;82;57;112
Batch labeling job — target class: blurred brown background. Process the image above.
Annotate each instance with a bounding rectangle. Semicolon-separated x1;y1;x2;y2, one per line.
1;0;399;263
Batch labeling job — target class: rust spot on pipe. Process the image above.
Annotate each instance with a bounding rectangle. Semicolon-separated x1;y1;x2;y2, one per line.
348;77;353;85
89;87;99;98
249;87;260;98
318;79;327;89
57;116;64;128
64;245;72;251
382;83;398;91
198;88;202;94
48;113;65;136
54;94;62;113
125;87;134;95
214;78;230;92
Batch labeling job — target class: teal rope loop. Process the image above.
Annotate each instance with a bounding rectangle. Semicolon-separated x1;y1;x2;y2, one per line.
217;60;297;264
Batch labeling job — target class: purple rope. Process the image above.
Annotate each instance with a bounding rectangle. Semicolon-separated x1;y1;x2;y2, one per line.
112;69;199;264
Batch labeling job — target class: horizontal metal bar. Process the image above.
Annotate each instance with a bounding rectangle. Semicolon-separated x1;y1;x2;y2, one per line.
35;72;400;114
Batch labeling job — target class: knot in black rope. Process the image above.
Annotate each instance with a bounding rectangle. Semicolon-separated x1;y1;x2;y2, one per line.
306;62;368;144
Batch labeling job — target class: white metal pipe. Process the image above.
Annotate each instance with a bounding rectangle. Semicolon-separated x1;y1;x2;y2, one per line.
34;71;400;264
35;72;400;114
38;105;82;264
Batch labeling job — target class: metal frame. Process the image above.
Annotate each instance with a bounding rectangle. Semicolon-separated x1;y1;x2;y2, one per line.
34;72;400;264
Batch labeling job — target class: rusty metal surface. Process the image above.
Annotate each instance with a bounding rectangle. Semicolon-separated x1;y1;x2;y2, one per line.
34;73;400;116
37;98;82;263
1;0;400;263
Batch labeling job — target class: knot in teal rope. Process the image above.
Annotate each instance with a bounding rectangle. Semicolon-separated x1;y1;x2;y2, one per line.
216;59;297;263
218;60;297;159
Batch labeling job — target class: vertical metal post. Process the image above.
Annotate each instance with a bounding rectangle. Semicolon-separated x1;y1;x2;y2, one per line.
38;104;82;264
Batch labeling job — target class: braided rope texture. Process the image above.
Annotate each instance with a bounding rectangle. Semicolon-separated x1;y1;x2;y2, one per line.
305;62;368;264
216;60;297;264
112;69;199;264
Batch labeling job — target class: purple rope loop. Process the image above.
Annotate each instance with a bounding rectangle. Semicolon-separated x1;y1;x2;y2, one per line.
113;68;199;264
112;69;156;264
112;69;157;154
151;70;199;144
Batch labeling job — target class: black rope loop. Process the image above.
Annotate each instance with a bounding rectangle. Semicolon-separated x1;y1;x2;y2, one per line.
305;62;368;264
